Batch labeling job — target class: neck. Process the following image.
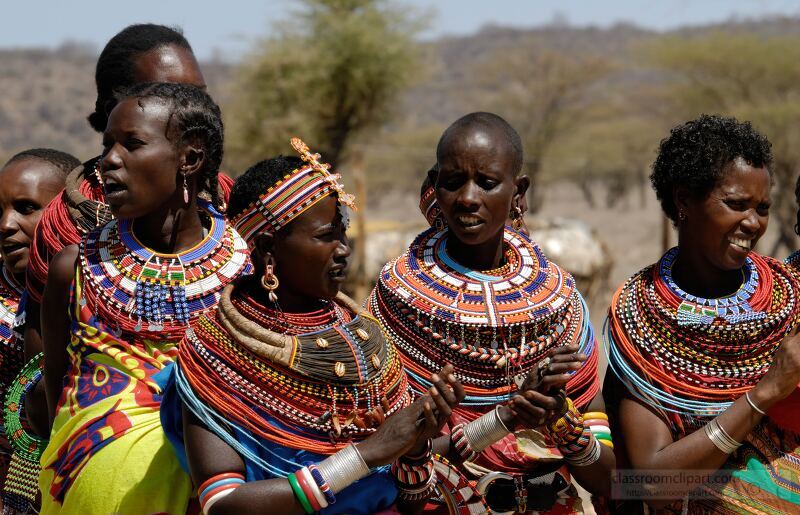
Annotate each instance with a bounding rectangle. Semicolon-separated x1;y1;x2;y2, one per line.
132;199;205;254
671;245;744;299
241;275;328;314
445;227;506;271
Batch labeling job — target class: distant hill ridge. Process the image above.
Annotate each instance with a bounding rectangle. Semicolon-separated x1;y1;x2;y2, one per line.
1;16;799;164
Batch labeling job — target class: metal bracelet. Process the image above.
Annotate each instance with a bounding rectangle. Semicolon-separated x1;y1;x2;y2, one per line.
564;435;602;467
745;391;767;416
464;408;511;452
317;443;370;494
703;418;741;455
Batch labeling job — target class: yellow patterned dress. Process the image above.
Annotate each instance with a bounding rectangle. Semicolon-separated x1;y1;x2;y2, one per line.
39;203;250;514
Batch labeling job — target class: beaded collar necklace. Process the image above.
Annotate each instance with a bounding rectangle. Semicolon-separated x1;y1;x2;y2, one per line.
605;251;798;427
79;199;251;338
659;247;764;326
371;227;598;408
177;284;411;458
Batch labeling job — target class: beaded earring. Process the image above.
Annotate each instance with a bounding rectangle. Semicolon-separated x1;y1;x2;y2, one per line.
261;259;280;303
182;172;189;205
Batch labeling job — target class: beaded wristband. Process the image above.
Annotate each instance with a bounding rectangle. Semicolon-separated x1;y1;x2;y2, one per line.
316;443;370;494
563;435;602;467
288;472;315;514
308;464;336;507
450;423;477;462
463;407;510;452
546;398;585;446
295;469;323;512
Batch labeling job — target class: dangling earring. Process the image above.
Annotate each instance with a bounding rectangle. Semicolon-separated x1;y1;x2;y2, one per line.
261;260;280;303
182;172;189;205
511;206;523;231
679;210;687;222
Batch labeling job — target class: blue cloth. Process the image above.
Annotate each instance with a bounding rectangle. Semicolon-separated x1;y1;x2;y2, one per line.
158;363;398;514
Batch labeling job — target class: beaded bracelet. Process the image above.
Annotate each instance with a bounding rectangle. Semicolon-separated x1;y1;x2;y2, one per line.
563;434;602;467
391;441;437;502
198;472;245;514
308;464;336;507
450;422;478;462
546;398;585;447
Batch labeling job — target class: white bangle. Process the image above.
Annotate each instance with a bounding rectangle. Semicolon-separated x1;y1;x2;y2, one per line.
745;391;767;416
317;443;370;494
298;466;328;509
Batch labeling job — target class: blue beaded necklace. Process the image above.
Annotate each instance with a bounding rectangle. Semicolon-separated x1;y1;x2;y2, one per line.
658;247;764;326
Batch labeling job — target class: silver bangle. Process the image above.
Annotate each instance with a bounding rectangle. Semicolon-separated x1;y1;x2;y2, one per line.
704;418;741;454
745;391;767;416
464;408;511;452
564;435;602;467
317;443;370;494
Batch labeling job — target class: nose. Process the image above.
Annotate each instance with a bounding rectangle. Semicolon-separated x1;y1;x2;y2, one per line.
100;144;122;174
335;235;351;261
740;209;763;234
0;209;18;238
455;181;481;211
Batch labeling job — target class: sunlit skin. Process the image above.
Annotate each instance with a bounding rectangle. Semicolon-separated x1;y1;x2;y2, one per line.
0;159;65;277
131;45;205;89
673;159;771;298
435;125;528;271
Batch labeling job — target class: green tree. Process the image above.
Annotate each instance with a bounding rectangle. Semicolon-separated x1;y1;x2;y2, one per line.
645;32;800;254
226;0;424;172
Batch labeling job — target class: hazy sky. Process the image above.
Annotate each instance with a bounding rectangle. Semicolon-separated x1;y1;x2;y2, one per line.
4;0;799;60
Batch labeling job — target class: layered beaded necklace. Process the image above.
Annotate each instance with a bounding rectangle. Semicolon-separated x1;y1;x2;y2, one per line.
605;249;799;433
79;199;251;341
176;284;412;474
369;227;598;409
0;264;22;406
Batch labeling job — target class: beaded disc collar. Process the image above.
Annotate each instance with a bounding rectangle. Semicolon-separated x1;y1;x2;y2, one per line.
79;199;251;340
370;227;598;408
605;250;799;426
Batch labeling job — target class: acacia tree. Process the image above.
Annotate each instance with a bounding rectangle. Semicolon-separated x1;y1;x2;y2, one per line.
226;0;423;172
645;33;800;254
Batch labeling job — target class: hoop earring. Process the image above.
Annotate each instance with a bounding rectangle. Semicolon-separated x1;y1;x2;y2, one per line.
182;172;189;205
511;206;524;232
261;262;280;303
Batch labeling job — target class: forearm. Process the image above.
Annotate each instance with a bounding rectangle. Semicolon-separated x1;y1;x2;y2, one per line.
207;480;305;515
567;444;614;496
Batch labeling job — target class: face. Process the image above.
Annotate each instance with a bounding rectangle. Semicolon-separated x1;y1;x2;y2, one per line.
271;196;350;302
101;97;183;219
132;45;206;88
679;159;771;271
435;126;524;246
0;159;66;274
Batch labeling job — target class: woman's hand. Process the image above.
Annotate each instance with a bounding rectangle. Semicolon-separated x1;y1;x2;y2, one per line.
521;344;586;394
357;364;464;467
752;325;800;409
499;388;567;431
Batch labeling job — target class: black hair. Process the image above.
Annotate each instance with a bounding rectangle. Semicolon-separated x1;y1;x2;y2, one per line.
436;112;524;175
4;148;80;176
651;114;773;222
228;155;305;222
794;174;800;236
88;24;194;133
116;82;224;209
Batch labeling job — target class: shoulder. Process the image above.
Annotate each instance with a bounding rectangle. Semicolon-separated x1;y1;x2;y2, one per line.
47;244;79;290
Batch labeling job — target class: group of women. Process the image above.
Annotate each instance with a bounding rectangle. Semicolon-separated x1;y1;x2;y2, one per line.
0;20;798;515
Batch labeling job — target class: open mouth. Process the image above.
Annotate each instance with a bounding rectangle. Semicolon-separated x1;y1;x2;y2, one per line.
1;242;25;256
328;266;347;281
456;215;483;228
729;237;752;251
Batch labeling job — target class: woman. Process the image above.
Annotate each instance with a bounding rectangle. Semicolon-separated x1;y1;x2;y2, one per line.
161;139;464;514
24;23;232;372
604;114;800;513
0;149;78;513
371;112;613;513
38;83;250;514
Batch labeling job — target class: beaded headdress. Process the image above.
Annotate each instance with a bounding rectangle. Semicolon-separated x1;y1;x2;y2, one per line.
232;138;356;243
419;183;444;229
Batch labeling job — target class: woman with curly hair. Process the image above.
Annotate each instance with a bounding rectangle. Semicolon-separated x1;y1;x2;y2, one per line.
604;114;800;513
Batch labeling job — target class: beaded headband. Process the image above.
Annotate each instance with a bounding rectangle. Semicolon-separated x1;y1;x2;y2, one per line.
232;138;356;243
